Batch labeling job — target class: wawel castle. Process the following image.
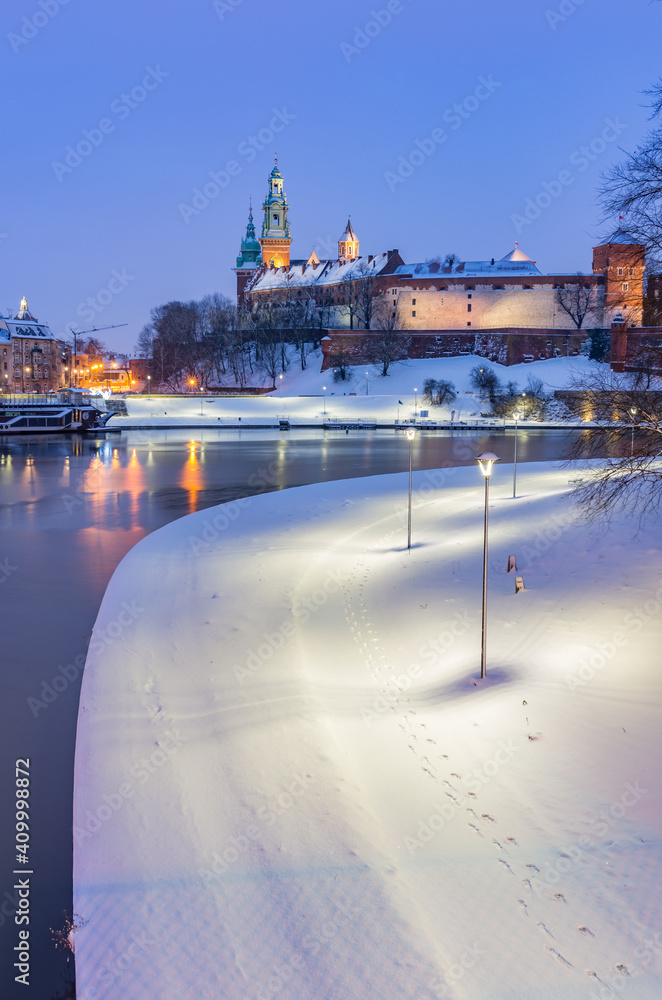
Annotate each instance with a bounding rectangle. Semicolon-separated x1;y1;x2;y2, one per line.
234;158;650;368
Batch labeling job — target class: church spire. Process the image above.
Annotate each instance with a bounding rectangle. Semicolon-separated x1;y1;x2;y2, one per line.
338;217;359;260
236;202;262;268
260;158;292;268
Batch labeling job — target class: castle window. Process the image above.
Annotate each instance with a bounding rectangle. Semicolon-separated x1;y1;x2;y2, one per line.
467;304;472;312
618;267;623;276
467;322;471;327
273;214;279;225
412;311;416;318
622;282;629;292
412;298;416;305
467;293;472;299
629;268;634;276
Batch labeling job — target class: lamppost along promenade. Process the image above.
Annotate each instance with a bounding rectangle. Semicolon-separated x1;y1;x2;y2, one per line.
476;452;500;679
406;427;416;551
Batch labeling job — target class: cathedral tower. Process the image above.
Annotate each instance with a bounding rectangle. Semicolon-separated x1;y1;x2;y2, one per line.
338;218;359;260
260;157;292;268
234;202;263;305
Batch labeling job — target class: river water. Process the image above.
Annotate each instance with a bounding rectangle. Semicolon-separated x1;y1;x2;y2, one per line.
0;426;588;997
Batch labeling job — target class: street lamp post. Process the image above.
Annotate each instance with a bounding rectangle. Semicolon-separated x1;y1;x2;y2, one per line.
279;373;283;395
630;406;637;459
322;385;326;415
365;372;369;396
147;375;151;399
200;386;204;417
512;410;521;498
476;452;500;679
414;387;418;418
406;427;416;551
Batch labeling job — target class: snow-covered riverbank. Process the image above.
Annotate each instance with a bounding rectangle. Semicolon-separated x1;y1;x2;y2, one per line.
108;354;599;429
74;462;662;999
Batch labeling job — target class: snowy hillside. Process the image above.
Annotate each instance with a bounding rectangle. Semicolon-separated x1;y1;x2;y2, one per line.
73;463;662;999
113;353;601;427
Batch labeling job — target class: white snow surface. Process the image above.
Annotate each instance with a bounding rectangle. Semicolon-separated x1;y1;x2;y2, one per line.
74;463;662;999
114;353;601;427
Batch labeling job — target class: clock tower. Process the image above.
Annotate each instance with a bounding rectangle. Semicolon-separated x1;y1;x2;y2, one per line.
260;156;292;268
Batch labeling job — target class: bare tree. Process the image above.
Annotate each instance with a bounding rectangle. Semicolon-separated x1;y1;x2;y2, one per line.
555;276;596;329
565;365;662;522
600;79;662;271
340;259;379;330
368;330;411;376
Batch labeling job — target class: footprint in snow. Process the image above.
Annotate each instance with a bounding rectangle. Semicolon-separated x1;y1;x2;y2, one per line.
466;791;477;799
481;813;496;823
506;837;518;846
526;863;540;872
517;899;528;916
498;859;514;874
546;947;572;968
450;772;461;779
615;965;629;976
468;823;483;838
493;839;506;852
521;878;533;891
422;768;436;780
554;893;567;903
537;921;555;939
578;926;595;937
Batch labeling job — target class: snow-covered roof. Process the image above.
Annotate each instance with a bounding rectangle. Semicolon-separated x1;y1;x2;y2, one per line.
0;320;10;344
394;256;541;279
500;244;536;264
339;218;358;242
248;253;391;292
4;318;56;340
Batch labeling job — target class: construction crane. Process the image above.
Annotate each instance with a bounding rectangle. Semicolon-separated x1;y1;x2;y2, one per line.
66;322;128;387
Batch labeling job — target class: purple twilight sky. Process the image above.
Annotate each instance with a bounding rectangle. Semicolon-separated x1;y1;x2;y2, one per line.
1;0;661;354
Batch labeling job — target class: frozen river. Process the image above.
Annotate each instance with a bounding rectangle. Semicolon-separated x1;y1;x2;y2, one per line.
0;425;590;996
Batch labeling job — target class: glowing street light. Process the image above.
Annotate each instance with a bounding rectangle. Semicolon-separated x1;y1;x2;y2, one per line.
476;452;500;679
630;406;637;459
512;410;522;498
414;387;418;418
406;427;416;551
365;371;369;396
322;385;327;415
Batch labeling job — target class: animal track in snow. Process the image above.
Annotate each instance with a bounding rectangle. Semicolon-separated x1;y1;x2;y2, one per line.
546;947;572;968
